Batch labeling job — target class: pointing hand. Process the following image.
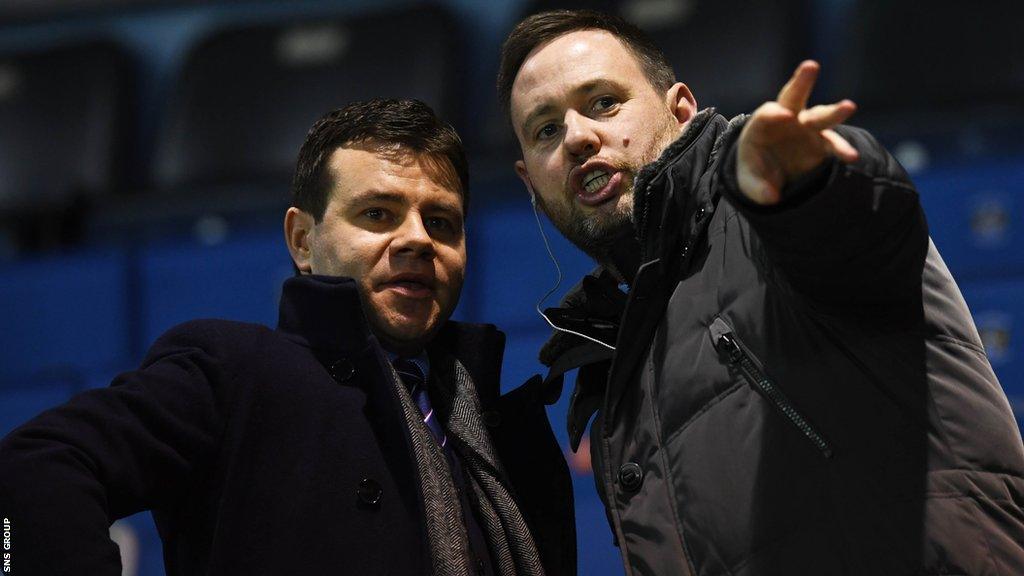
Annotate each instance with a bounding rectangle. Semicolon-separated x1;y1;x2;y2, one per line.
736;60;859;205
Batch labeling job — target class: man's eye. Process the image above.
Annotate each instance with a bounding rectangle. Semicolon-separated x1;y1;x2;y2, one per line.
425;216;455;232
593;96;618;112
535;123;559;140
364;208;387;221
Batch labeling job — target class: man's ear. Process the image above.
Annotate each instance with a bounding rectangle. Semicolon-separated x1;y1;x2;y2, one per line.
666;82;697;127
284;207;315;274
514;160;537;205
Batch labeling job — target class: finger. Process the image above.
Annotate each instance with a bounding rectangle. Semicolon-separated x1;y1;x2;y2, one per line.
752;101;796;124
798;100;857;131
822;129;860;163
745;101;796;142
777;60;820;113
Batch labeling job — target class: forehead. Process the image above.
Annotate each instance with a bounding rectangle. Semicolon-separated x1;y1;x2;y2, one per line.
510;29;647;121
325;145;461;205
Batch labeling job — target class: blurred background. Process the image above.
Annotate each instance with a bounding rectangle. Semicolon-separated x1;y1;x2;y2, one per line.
0;0;1021;574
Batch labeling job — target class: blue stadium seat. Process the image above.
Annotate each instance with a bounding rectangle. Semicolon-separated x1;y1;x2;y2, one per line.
137;231;293;349
632;0;812;118
960;278;1024;428
824;1;1023;114
0;249;131;385
153;5;464;193
916;159;1024;282
822;1;1024;164
0;41;133;253
0;41;132;212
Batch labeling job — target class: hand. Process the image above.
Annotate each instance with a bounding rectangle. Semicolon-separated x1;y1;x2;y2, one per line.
736;60;859;205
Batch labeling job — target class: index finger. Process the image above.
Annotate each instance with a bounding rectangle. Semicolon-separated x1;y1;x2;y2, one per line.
777;60;820;113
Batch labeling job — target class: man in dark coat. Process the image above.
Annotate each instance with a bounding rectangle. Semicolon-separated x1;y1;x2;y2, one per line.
497;9;1024;575
0;99;575;576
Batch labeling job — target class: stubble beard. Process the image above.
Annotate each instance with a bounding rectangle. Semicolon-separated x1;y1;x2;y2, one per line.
540;119;680;265
540;183;636;265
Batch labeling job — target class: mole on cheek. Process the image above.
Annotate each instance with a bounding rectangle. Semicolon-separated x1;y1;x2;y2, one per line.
623;137;630;147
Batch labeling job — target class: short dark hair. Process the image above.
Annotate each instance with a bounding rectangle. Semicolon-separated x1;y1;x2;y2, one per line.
497;9;676;119
291;98;469;222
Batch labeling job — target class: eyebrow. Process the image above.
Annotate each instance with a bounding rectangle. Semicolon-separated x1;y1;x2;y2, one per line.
430;200;464;220
346;189;463;218
346;189;406;207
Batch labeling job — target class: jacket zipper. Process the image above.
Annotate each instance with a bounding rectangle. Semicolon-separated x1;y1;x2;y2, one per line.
711;322;834;459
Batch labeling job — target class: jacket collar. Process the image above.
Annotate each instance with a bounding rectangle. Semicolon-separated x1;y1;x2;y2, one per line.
633;107;720;197
275;274;505;403
632;108;738;263
276;274;373;354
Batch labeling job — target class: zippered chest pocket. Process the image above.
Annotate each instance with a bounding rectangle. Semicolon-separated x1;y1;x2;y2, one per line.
709;317;834;459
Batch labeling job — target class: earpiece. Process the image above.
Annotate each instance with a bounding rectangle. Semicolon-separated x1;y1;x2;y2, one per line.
530;186;615;352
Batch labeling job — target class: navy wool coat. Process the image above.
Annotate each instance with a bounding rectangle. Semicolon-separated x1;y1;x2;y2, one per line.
0;275;576;575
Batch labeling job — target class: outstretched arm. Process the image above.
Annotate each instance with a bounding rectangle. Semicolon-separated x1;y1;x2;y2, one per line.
722;61;928;308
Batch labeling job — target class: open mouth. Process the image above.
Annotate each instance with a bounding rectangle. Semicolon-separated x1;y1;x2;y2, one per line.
583;169;611;193
392;280;430;290
575;165;623;207
381;274;435;299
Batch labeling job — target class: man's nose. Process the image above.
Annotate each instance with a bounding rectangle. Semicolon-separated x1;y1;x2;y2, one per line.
391;213;435;258
563;110;600;160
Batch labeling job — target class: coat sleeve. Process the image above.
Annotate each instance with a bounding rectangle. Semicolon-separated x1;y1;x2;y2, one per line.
717;124;929;308
0;320;237;576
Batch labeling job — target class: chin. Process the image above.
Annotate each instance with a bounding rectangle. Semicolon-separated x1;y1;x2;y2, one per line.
367;291;457;345
374;313;441;352
588;202;633;235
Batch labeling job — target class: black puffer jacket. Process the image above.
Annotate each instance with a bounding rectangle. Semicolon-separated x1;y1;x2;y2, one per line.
541;110;1024;575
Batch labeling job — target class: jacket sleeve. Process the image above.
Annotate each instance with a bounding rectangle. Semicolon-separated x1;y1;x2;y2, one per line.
718;124;929;309
0;321;236;576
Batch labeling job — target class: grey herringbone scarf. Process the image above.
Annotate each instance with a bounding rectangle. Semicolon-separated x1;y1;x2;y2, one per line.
389;355;545;576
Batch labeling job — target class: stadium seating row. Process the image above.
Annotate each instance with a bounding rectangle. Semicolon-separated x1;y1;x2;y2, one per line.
2;0;1022;254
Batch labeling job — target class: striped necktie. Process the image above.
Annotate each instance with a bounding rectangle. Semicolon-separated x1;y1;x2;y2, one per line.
393;358;448;448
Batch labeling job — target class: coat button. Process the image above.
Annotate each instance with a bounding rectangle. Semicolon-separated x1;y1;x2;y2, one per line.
357;478;382;506
329;358;356;382
695;207;707;222
618;462;643;493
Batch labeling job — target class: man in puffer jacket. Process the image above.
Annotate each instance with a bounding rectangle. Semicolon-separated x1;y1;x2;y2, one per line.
497;9;1024;575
